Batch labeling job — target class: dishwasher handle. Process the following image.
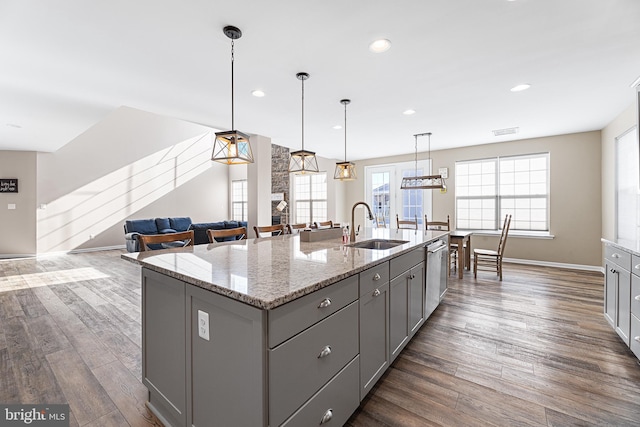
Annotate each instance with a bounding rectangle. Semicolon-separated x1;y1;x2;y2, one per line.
427;241;448;254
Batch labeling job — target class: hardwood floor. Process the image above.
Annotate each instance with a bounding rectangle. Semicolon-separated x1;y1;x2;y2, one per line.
1;250;639;426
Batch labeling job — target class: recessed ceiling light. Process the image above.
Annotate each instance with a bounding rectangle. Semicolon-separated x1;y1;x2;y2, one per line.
492;127;519;136
369;39;391;53
403;109;416;115
333;125;343;130
251;90;265;97
510;84;531;92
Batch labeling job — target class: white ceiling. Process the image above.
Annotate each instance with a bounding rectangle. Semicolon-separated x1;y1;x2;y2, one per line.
1;0;639;161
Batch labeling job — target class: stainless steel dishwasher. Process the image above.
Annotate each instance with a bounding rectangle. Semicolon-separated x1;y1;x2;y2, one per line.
426;239;449;319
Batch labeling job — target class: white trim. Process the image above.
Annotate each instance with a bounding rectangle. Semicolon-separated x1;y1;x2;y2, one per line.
469;230;554;239
503;257;602;273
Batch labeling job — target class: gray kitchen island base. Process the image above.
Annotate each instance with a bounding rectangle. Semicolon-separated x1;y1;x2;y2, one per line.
128;230;449;426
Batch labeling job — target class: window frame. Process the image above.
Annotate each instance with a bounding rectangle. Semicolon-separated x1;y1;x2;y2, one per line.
292;172;328;225
231;179;248;222
455;152;550;233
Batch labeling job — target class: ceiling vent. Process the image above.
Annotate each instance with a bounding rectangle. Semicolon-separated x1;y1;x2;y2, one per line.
492;127;519;137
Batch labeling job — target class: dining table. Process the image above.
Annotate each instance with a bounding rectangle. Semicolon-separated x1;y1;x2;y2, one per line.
449;230;473;279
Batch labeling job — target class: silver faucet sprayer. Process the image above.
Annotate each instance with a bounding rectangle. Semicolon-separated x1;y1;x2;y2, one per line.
350;201;374;242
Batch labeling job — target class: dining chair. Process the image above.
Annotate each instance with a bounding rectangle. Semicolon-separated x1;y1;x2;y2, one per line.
313;220;333;229
287;223;307;234
138;230;194;252
425;215;456;272
473;214;512;281
253;224;285;238
396;214;418;230
207;227;247;243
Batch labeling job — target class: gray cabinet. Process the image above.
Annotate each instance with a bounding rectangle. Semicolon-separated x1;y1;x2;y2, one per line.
389;252;425;362
630;255;640;359
359;263;389;399
604;244;632;344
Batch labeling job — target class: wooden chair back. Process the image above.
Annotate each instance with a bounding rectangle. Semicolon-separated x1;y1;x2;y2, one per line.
497;214;512;256
375;215;386;228
396;214;418;230
287;223;307;234
138;230;194;252
313;220;333;229
207;227;247;243
425;215;450;231
253;224;285;238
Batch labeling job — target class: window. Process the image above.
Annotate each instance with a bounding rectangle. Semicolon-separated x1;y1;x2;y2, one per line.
456;153;549;231
293;173;327;224
365;160;431;227
616;126;639;247
231;180;248;222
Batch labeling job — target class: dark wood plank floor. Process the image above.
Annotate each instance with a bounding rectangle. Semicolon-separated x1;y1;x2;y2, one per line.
1;250;639;426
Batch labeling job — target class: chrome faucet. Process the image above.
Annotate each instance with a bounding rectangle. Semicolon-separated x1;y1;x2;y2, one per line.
350;201;374;242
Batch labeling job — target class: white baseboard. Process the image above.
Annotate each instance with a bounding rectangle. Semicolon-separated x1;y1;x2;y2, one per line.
503;257;603;273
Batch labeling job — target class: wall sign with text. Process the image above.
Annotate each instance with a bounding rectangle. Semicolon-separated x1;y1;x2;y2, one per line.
0;178;18;193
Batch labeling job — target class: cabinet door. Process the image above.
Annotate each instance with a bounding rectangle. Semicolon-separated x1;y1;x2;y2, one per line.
604;262;617;328
142;269;187;427
409;262;425;337
616;267;631;345
389;274;408;362
359;281;389;400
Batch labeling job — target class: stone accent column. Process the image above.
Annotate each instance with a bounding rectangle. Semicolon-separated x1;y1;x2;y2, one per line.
271;144;290;224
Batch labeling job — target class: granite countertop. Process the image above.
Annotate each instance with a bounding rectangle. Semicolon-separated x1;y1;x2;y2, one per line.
601;238;640;257
122;227;448;309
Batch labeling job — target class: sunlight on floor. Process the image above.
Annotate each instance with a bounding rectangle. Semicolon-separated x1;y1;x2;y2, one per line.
0;267;110;292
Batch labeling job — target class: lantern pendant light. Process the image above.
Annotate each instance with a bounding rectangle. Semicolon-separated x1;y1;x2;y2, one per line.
289;72;319;174
400;132;446;190
334;99;356;181
212;25;254;165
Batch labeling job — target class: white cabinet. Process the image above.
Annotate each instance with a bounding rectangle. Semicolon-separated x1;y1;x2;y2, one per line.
604;244;632;344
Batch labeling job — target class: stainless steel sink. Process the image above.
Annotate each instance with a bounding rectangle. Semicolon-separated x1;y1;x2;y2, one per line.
347;239;409;250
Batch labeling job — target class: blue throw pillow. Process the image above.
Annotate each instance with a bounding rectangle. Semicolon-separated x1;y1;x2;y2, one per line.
170;217;193;232
125;219;158;235
155;218;171;230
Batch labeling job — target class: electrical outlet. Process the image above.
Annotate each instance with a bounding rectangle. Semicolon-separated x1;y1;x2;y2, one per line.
198;310;210;341
8;204;16;210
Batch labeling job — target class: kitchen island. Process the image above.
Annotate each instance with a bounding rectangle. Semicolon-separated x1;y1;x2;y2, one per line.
123;227;448;427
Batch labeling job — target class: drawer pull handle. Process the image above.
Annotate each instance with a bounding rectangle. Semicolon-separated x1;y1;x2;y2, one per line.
635;264;640;270
612;253;620;258
373;273;381;281
610;268;617;274
408;274;416;280
318;298;332;309
635;295;640;301
320;409;333;424
635;336;640;343
372;288;381;297
318;345;332;358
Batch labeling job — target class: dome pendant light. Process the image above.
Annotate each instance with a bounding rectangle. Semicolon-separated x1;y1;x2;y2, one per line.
212;25;254;165
334;99;356;181
400;132;446;190
289;72;319;174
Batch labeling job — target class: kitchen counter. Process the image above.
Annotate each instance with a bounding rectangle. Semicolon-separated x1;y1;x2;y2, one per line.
122;227;448;309
601;237;640;257
126;227;449;427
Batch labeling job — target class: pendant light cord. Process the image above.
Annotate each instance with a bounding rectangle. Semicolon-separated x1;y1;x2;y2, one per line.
301;76;305;151
414;134;418;178
344;102;348;162
231;39;235;130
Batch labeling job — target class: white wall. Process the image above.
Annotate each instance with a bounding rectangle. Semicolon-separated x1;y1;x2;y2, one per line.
0;151;37;257
36;106;229;253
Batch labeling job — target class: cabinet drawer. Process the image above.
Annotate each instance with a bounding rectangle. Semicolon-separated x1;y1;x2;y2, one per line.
281;356;359;427
630;314;640;360
605;244;631;270
269;302;359;427
390;248;424;278
269;274;358;348
632;275;640;318
633;254;640;277
360;263;389;297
